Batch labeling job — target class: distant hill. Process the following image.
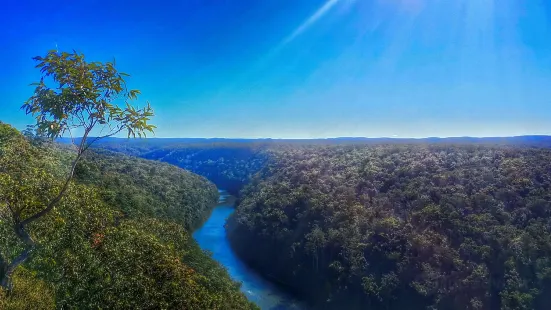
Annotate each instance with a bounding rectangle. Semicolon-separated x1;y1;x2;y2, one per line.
58;135;551;149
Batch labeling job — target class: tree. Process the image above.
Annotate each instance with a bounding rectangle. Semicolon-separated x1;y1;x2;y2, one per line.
0;50;155;289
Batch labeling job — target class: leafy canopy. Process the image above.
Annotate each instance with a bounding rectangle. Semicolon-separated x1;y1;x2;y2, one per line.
22;50;155;140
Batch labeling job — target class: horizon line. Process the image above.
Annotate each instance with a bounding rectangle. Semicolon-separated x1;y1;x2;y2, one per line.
58;134;551;140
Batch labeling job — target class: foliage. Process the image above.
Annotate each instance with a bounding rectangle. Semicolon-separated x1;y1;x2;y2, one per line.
22;50;154;139
0;268;55;310
227;144;551;310
0;123;257;309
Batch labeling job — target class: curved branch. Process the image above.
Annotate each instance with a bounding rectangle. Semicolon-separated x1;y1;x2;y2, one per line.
20;151;82;227
20;125;92;227
82;126;124;153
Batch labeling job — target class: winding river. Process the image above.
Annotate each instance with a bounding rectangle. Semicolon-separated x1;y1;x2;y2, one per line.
193;190;305;310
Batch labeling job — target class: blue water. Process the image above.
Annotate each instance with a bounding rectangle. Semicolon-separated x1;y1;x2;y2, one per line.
193;190;304;310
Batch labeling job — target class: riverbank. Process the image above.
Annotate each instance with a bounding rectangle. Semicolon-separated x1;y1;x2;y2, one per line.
193;190;304;310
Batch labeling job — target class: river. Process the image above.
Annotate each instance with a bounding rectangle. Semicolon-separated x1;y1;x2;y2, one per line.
193;190;305;310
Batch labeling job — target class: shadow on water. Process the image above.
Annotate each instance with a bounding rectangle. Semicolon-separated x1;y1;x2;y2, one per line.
193;190;306;310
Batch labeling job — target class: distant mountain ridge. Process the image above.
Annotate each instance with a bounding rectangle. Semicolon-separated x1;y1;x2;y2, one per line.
58;135;551;148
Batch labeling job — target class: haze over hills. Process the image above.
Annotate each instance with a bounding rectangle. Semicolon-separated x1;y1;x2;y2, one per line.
59;135;551;148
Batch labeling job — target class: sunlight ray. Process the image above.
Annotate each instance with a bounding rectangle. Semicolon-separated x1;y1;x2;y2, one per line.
210;0;344;101
278;0;342;49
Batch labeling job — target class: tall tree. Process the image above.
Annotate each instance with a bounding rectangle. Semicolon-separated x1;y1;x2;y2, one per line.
0;50;155;289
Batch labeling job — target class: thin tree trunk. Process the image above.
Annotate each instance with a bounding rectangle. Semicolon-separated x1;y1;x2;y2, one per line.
0;223;35;290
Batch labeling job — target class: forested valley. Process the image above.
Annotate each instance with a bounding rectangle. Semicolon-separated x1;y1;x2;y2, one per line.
95;141;270;196
4;121;551;310
93;138;551;310
0;122;257;309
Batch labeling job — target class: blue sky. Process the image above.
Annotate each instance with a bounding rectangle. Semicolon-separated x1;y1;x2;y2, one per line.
2;0;551;138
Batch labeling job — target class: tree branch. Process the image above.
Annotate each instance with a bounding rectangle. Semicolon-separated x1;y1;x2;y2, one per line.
20;126;92;227
82;126;124;153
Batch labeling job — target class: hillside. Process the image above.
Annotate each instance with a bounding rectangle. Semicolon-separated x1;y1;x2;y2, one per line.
90;136;551;197
94;142;270;195
227;144;551;310
75;149;219;231
0;123;257;309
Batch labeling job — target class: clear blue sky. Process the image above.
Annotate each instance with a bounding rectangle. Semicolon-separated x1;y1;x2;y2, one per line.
2;0;551;138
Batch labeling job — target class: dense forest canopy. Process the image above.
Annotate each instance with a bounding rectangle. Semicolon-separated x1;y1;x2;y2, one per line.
225;144;551;310
0;122;257;309
91;135;551;197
